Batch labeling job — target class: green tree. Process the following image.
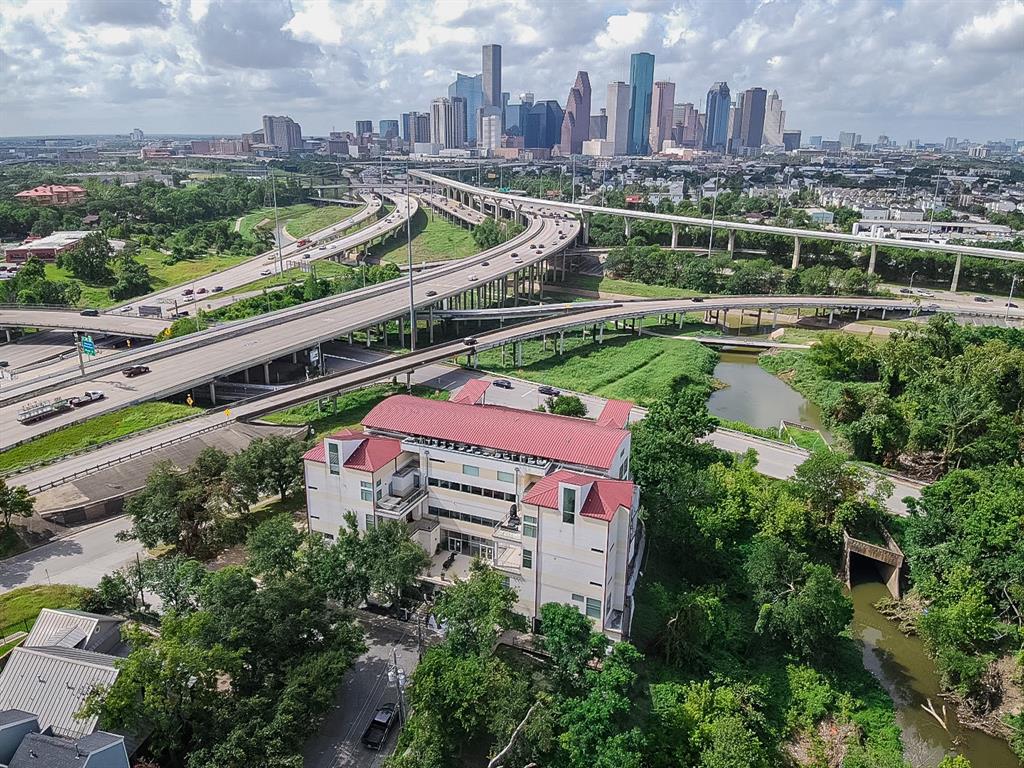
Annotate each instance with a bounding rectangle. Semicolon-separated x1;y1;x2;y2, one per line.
58;231;114;282
109;253;153;300
246;513;302;578
433;561;527;654
0;479;34;530
545;394;588;418
228;436;307;502
539;602;608;694
141;555;209;614
360;519;429;607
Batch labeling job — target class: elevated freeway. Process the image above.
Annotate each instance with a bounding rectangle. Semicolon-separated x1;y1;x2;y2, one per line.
0;309;167;337
412;170;1024;291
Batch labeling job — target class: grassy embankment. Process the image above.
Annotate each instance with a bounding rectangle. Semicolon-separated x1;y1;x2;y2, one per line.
0;402;201;474
263;383;449;438
0;585;91;654
369;209;477;265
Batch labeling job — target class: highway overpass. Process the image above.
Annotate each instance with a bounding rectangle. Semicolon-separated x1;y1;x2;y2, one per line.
0;309;167;337
411;170;1024;292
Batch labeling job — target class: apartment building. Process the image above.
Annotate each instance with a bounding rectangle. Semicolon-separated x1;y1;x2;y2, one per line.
302;394;643;640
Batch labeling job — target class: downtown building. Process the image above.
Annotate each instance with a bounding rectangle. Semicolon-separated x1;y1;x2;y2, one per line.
648;80;675;153
261;115;303;152
558;71;592;155
606;81;632;155
449;73;484;144
703;82;730;152
430;96;467;149
301;393;644;640
627;52;655;155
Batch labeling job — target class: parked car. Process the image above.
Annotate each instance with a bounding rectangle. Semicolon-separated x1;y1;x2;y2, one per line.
79;308;99;317
122;365;151;378
361;704;397;750
492;379;513;389
538;385;560;396
462;336;478;346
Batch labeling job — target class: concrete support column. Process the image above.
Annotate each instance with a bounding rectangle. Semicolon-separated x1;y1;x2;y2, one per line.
728;230;736;257
791;236;802;270
263;362;271;384
582;213;591;245
868;243;878;275
951;253;963;293
624;217;632;239
558;330;565;355
429;306;435;344
209;381;216;405
515;341;522;366
399;316;405;348
366;326;372;348
291;351;298;364
243;368;250;384
856;307;862;320
493;198;499;221
881;308;887;320
671;223;679;249
828;309;835;325
598;324;604;344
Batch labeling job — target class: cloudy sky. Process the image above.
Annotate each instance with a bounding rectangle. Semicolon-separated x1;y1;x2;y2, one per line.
1;0;1021;142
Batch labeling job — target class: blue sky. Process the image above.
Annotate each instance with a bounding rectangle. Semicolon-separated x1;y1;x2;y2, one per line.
1;0;1021;142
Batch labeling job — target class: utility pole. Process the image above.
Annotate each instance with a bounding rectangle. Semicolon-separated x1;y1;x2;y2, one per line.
271;172;284;276
406;163;416;351
72;332;85;375
706;175;719;258
1007;274;1019;322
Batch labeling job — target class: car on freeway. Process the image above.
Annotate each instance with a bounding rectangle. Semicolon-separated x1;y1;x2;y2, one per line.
559;234;566;240
196;288;208;295
303;254;311;259
898;288;913;295
171;311;189;318
320;245;327;250
425;290;437;297
260;269;273;276
1007;302;1019;309
691;297;705;302
481;261;490;266
0;361;8;368
530;244;536;249
361;703;397;750
492;379;513;389
916;290;935;298
462;336;478;346
924;304;942;312
68;390;105;407
973;295;993;302
212;286;224;293
510;252;518;257
122;365;151;378
119;306;133;313
468;274;478;282
182;288;194;296
79;308;100;317
538;385;560;396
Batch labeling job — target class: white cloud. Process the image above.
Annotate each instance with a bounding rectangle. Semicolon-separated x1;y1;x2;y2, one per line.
596;11;651;49
954;0;1024;51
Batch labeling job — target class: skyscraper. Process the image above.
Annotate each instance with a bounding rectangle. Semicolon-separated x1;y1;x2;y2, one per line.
782;130;802;151
524;100;564;150
379;119;399;140
482;44;502;109
355;120;373;135
590;109;608;140
762;90;785;147
738;87;767;150
558;71;592;155
415;113;430;143
430;97;466;149
480;113;501;151
703;82;730;151
648;80;675;153
606;81;631;156
626;52;655;155
672;103;699;147
727;93;744;154
262;115;302;152
838;131;858;149
448;73;483;143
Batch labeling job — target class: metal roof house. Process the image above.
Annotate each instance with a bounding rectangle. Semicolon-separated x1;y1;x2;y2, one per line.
5;730;128;768
23;610;123;655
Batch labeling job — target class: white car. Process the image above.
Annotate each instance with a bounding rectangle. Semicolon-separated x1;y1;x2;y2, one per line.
915;289;935;298
260;269;273;276
468;274;478;282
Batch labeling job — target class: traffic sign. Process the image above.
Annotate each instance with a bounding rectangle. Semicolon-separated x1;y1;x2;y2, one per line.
186;395;194;407
81;335;96;356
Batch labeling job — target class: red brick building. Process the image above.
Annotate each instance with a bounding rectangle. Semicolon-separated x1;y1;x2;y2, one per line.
14;185;87;206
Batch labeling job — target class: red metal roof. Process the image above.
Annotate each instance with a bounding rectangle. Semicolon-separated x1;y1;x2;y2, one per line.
15;185;86;197
304;428;404;472
596;399;634;429
522;469;635;522
450;379;491;405
362;395;628;470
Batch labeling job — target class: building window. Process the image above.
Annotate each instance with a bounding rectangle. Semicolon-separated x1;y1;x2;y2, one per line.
427;477;516;503
497;470;514;483
522;549;532;569
586;597;601;619
327;443;340;475
463;464;480;477
571;593;584;603
523;514;537;538
561;487;577;524
360;481;372;502
365;514;375;530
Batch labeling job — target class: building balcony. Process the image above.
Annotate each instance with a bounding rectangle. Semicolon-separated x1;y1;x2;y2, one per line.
492;511;523;543
493;545;521;575
376;487;427;520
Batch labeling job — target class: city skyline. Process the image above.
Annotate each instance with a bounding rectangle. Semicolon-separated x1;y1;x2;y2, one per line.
0;0;1022;143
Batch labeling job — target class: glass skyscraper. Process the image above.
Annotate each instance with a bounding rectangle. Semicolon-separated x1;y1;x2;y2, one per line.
703;82;731;151
448;73;483;143
626;52;654;155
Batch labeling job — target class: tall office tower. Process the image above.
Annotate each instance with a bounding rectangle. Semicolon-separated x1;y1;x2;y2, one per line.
606;81;631;155
558;71;592;155
379;120;399;140
944;136;957;151
482;44;502;108
703;81;730;151
727;92;744;153
672;103;698;147
430;97;466;149
876;134;889;147
762;90;785;146
524;100;564;150
477;106;502;146
520;92;535;107
590;109;608;140
448;73;483;143
480;113;501;151
355;120;373;135
838;131;857;149
262;115;303;151
626;52;655;154
401;113;415;143
695;112;706;148
809;135;823;148
415;113;431;143
648;80;675;153
782;130;802;151
738;87;766;150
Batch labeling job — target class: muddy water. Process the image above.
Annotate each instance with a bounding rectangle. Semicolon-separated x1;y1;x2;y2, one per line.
850;575;1019;768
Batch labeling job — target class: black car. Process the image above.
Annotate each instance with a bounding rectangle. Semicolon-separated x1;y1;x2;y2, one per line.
425;289;437;297
79;308;99;317
538;385;560;396
122;365;151;378
211;286;224;293
361;703;397;750
462;336;478;346
492;379;513;389
973;295;992;303
1008;302;1019;309
481;261;490;266
691;296;705;303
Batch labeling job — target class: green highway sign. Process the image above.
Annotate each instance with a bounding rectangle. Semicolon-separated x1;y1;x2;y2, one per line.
82;335;96;356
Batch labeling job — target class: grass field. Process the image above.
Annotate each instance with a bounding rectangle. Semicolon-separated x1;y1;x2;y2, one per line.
369;209;477;265
0;585;90;642
44;264;116;308
0;402;202;473
263;383;448;437
236;204;314;241
558;273;700;299
475;330;718;406
284;204;358;239
226;259;356;294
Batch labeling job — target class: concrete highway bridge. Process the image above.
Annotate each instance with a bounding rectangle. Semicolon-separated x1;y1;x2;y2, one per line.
411;170;1024;293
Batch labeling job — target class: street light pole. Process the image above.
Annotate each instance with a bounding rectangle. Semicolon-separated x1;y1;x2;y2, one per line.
1007;274;1019;322
706;175;719;258
406;164;416;351
909;270;919;291
271;172;284;277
